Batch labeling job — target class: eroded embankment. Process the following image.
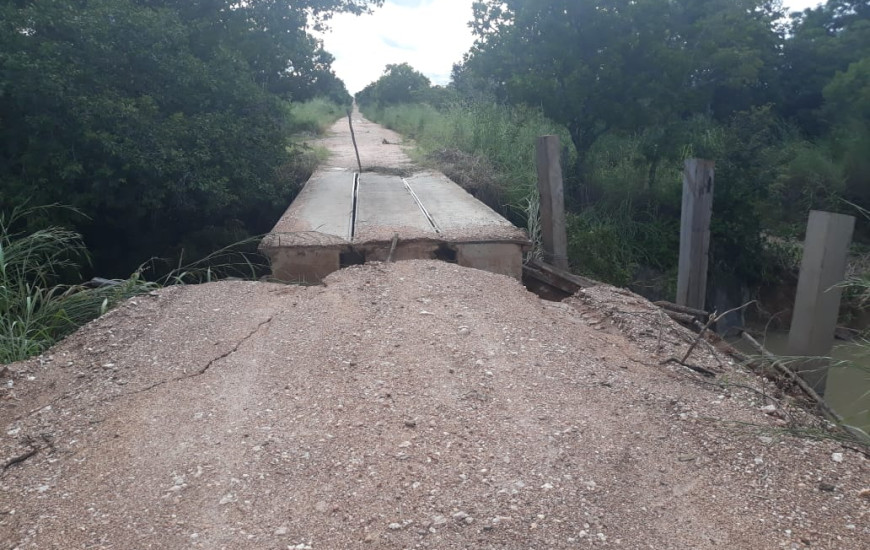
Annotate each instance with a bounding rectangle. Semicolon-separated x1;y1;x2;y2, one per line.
1;261;867;549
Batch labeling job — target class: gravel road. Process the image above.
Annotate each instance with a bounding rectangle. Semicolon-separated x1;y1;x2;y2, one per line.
1;261;867;549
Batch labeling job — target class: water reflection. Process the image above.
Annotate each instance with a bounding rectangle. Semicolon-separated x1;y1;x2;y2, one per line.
731;332;869;433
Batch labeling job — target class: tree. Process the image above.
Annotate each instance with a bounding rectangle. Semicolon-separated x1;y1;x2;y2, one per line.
0;0;378;275
458;0;784;157
776;0;870;134
356;63;432;106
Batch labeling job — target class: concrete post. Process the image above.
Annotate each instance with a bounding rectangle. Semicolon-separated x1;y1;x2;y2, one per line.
787;210;855;395
676;159;715;310
536;135;569;270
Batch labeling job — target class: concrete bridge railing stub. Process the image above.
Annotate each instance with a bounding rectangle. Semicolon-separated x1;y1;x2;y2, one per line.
259;169;531;283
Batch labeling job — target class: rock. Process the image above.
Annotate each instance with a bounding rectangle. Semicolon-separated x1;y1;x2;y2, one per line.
388;523;402;530
431;515;448;526
760;405;777;414
831;452;844;463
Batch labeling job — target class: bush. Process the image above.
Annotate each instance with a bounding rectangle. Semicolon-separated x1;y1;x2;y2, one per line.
288;99;348;135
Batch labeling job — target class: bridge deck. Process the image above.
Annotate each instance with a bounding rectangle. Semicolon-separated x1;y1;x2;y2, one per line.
260;169;530;283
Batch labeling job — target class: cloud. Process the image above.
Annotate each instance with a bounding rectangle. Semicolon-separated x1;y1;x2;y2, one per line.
316;0;475;93
380;36;417;51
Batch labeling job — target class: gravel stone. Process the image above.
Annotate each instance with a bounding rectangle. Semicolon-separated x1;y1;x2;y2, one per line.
0;261;867;549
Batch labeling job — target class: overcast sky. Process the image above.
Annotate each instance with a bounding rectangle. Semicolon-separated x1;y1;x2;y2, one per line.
318;0;826;94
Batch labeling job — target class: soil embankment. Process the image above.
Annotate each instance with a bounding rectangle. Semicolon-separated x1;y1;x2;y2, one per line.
1;261;867;549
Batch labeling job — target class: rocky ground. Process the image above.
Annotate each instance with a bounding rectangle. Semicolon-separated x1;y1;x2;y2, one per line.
1;261;867;549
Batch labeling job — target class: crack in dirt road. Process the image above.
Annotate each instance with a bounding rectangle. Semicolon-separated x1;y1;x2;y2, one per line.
127;315;275;398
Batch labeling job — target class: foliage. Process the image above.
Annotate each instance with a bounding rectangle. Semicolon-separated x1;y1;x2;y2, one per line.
0;0;378;278
355;63;433;107
778;0;870;135
288;98;348;136
0;206;155;363
363;100;574;215
459;0;785;157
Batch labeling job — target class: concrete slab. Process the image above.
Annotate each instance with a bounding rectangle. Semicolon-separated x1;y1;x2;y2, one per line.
456;242;525;279
404;172;528;243
354;172;436;243
262;109;533;283
787;210;856;395
266;247;341;284
269;171;354;242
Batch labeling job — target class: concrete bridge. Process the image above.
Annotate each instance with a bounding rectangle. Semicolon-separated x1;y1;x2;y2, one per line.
260;112;530;282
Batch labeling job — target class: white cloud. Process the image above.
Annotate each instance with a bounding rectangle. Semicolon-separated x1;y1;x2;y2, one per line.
318;0;824;95
316;0;475;93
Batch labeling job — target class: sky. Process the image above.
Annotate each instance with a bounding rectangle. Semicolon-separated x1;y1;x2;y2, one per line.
318;0;826;94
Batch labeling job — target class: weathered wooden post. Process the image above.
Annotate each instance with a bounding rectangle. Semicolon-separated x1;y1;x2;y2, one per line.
787;210;855;395
676;159;715;310
536;135;569;270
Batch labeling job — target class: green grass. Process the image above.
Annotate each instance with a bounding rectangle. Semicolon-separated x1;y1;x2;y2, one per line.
288;98;348;136
0;206;156;363
0;206;276;365
362;101;680;285
366;101;574;208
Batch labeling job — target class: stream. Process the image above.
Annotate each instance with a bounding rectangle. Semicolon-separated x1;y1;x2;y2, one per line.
731;332;870;434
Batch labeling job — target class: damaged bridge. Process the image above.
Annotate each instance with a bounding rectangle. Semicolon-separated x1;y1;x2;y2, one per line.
259;112;530;282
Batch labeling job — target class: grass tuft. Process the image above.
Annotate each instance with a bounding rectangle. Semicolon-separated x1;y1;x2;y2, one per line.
0;206;156;363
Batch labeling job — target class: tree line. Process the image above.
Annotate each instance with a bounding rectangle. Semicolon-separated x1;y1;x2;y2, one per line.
0;0;379;277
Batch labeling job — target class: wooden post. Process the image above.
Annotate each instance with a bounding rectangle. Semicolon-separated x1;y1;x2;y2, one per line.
676;159;715;310
787;210;855;396
536;135;569;270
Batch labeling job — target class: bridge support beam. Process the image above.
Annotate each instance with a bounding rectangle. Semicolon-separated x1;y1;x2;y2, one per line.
787;210;855;396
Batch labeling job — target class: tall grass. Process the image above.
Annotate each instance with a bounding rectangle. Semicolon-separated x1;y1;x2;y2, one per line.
0;206;156;363
365;101;575;209
1;206;277;364
363;101;681;284
288;98;348;135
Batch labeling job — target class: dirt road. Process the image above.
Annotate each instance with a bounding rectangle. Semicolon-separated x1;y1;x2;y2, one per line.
1;261;867;549
314;106;413;171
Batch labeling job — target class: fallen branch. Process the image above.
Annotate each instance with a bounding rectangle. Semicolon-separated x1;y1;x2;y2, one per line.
654;300;709;320
661;309;697;326
741;334;840;424
681;301;756;365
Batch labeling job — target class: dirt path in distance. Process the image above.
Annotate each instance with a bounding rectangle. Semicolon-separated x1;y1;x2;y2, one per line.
313;105;414;172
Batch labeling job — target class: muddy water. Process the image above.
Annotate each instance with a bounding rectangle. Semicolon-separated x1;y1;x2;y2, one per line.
732;333;870;434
